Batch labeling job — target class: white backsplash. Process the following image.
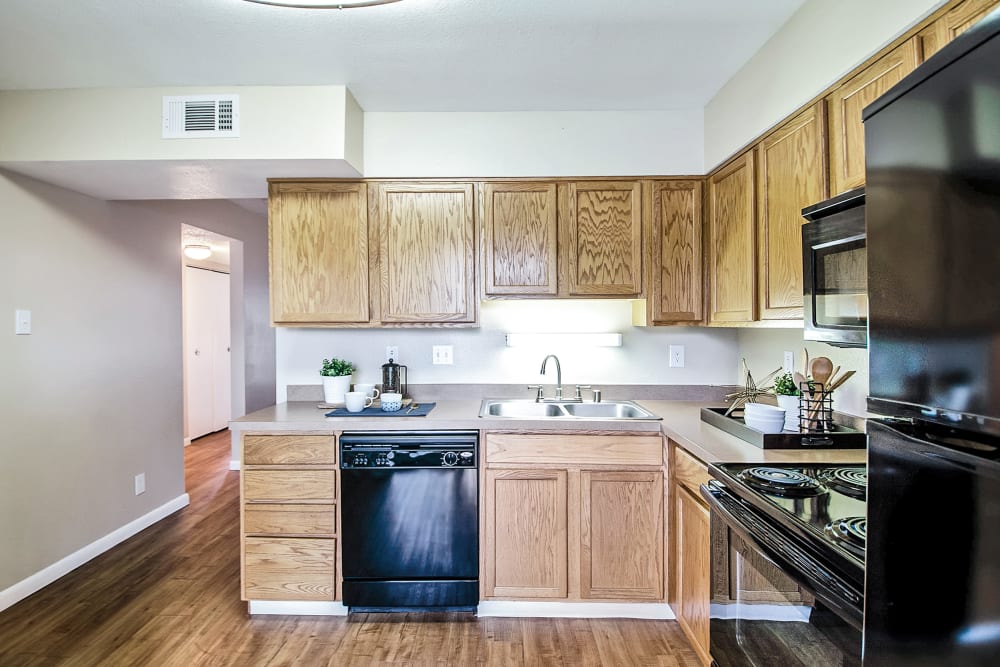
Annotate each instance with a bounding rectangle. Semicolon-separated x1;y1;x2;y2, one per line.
275;300;740;403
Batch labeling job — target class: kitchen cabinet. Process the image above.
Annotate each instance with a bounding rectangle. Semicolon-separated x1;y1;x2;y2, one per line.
919;0;998;59
483;433;663;602
643;180;703;324
268;181;371;325
671;445;713;667
371;182;478;324
707;151;757;324
561;181;643;296
755;103;828;320
240;434;339;602
481;181;559;296
827;38;920;195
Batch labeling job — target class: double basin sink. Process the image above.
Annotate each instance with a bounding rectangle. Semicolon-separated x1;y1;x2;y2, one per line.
479;399;660;421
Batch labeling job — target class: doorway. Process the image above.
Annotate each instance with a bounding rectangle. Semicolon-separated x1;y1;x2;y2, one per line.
182;225;233;444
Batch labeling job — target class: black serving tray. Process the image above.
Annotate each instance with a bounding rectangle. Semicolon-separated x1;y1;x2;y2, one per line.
700;407;867;449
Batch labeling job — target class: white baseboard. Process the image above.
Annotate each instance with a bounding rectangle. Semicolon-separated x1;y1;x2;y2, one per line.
230;459;241;471
0;493;190;613
476;601;675;619
249;600;349;616
183;437;192;447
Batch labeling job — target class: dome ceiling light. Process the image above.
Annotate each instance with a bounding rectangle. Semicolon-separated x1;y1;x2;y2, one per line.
241;0;401;8
184;244;213;260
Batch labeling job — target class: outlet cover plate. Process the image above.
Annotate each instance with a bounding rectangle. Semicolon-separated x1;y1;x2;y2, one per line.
669;345;685;368
385;346;399;363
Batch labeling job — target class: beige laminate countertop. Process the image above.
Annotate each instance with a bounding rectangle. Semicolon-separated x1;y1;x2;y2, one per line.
230;400;866;466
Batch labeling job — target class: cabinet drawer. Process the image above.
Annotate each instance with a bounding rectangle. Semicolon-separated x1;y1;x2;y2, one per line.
244;503;336;536
486;434;662;466
243;537;336;601
243;434;336;465
674;446;712;500
243;469;337;502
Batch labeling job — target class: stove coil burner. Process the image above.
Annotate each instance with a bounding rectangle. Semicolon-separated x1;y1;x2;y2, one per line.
825;516;867;551
738;466;826;498
819;467;867;499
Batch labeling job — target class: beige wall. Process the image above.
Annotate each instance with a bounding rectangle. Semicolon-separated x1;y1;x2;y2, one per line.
704;0;946;170
0;86;351;162
0;171;185;591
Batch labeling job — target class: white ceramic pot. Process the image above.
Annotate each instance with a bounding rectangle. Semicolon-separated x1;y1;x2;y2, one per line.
776;394;800;431
322;375;352;404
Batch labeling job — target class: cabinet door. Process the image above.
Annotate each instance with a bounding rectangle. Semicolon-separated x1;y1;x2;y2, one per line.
827;39;919;195
484;469;568;598
676;485;712;667
373;182;477;323
756;103;828;320
646;180;703;323
562;181;643;296
580;471;663;600
708;151;756;323
268;181;370;324
482;182;558;296
919;0;998;60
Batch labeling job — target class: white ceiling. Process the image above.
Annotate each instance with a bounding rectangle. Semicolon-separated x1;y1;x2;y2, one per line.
0;0;806;112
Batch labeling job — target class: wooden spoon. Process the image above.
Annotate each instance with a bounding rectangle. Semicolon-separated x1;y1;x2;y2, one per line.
809;357;834;428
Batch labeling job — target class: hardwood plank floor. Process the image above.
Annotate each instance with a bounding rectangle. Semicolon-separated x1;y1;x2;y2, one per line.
0;430;701;666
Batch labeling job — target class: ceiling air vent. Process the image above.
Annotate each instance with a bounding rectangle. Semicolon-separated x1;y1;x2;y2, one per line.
162;95;240;139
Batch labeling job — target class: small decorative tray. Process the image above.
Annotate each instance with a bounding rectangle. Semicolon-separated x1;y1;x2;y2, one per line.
700;407;866;450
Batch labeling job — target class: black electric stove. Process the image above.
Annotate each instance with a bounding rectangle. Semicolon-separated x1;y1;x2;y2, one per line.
702;463;867;666
710;463;867;569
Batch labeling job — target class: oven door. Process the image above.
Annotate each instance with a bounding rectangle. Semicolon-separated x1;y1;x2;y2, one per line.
701;482;862;667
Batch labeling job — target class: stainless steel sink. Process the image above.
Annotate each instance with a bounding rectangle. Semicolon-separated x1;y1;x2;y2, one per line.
479;399;660;420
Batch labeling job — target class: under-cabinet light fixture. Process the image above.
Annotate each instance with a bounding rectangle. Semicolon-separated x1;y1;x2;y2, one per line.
183;244;213;260
241;0;401;8
504;333;623;348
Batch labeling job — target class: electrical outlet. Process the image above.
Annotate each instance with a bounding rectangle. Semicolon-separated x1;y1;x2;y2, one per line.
134;473;146;496
385;346;399;363
783;351;795;373
432;345;454;365
669;345;685;368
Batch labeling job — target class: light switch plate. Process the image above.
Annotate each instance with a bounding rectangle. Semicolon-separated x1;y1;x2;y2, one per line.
432;345;454;365
669;345;685;368
783;351;795;373
15;309;31;335
134;473;146;496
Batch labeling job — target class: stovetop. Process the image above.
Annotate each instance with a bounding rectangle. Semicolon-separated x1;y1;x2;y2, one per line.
710;463;867;566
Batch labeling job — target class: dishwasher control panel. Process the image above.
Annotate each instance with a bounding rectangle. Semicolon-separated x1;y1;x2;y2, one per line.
340;431;478;469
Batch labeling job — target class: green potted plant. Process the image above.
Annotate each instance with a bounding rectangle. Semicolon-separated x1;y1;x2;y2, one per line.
773;371;801;431
320;357;355;404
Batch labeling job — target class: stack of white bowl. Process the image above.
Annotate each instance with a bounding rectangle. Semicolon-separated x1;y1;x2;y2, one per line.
743;403;787;433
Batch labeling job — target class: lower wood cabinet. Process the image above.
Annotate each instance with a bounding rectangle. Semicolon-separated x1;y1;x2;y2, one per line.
483;433;664;602
240;434;339;602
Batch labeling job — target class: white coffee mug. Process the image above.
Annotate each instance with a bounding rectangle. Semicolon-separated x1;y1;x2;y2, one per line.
380;392;403;412
353;383;380;400
344;391;374;413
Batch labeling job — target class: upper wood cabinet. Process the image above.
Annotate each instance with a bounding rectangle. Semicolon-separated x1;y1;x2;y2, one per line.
561;181;643;296
919;0;998;59
481;181;558;296
756;103;828;320
644;180;703;324
268;181;370;325
371;182;478;324
707;151;757;324
827;38;920;195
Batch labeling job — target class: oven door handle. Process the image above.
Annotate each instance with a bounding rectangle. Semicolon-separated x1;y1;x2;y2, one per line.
701;481;864;630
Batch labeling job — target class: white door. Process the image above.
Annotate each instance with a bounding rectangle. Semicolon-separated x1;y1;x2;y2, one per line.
184;266;230;440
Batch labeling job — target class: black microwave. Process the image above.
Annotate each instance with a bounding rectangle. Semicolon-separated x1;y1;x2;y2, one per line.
801;187;867;348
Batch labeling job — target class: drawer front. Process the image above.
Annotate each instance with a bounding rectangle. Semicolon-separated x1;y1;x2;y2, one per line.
674;445;712;500
243;537;336;601
244;503;336;536
244;469;337;502
243;434;336;465
486;433;662;466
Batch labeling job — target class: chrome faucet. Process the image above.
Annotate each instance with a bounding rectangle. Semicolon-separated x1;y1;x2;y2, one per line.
540;354;563;400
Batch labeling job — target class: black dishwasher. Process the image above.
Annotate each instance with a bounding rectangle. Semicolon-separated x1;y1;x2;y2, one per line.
340;431;479;610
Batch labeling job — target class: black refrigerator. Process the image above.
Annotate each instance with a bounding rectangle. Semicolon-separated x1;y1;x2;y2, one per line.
862;8;1000;666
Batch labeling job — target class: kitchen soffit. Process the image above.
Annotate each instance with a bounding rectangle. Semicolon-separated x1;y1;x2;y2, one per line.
0;0;806;112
